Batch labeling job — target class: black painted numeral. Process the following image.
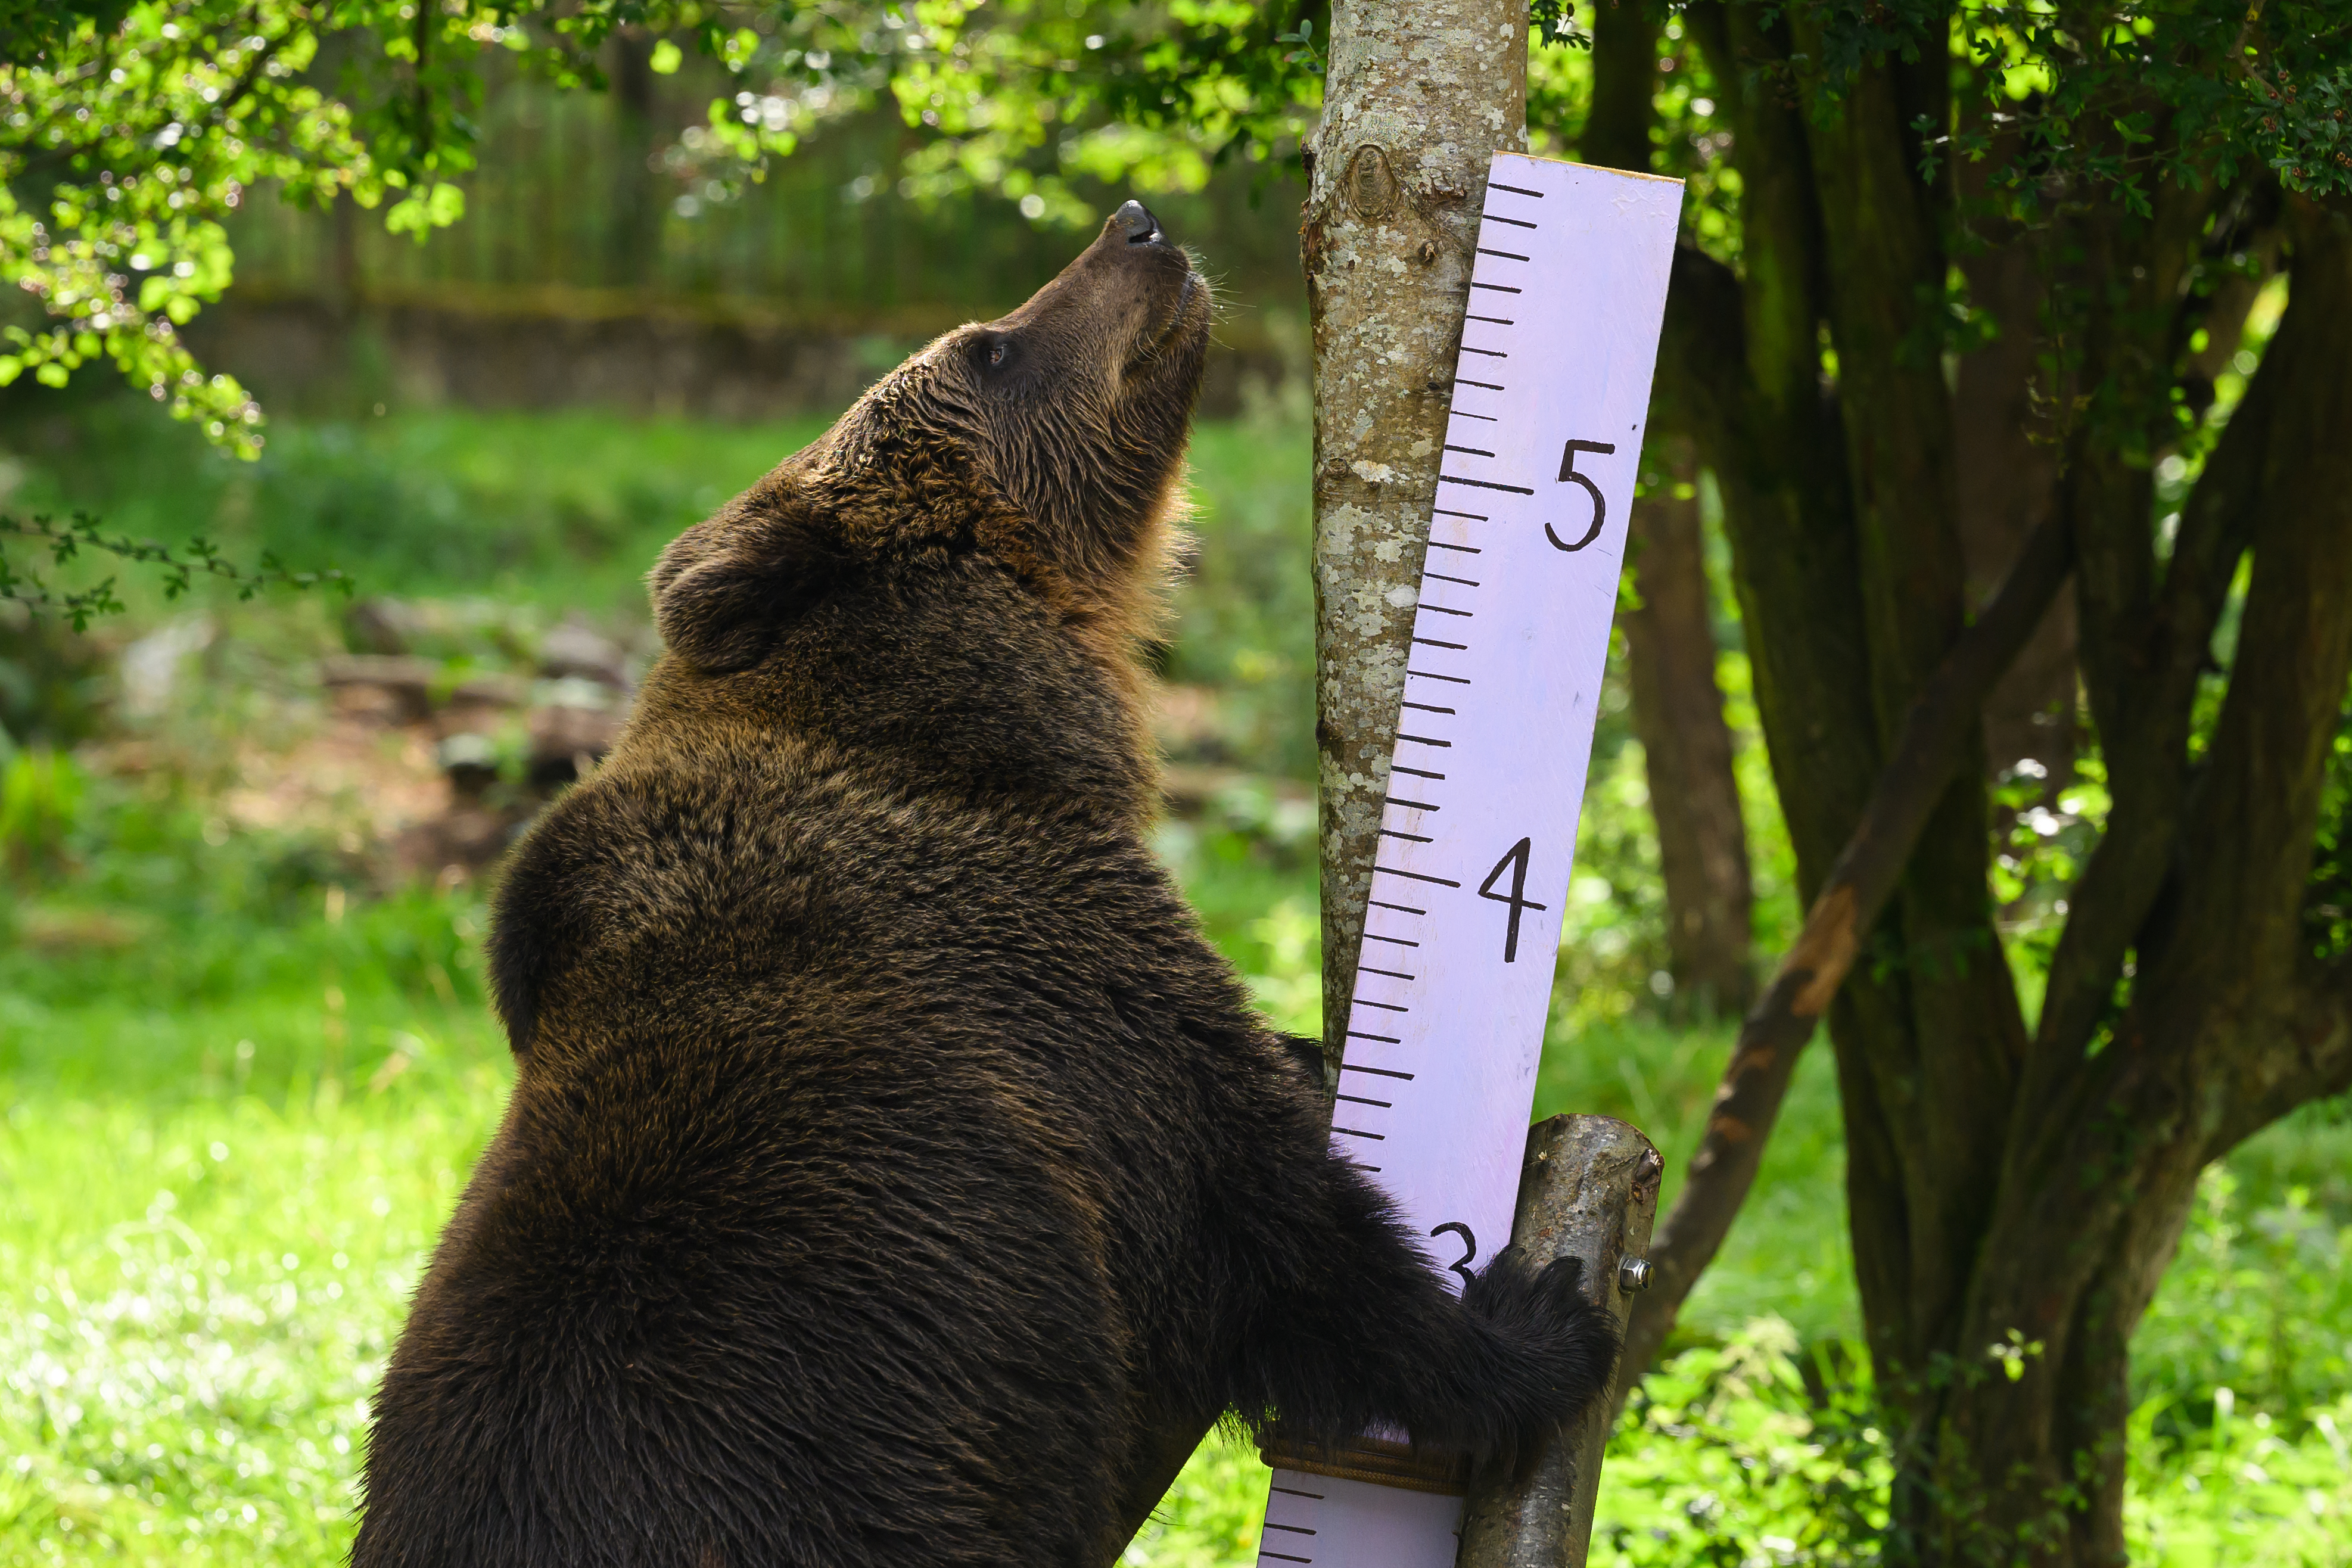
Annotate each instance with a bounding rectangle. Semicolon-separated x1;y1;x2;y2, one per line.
1476;836;1550;963
1430;1221;1479;1285
1549;439;1617;552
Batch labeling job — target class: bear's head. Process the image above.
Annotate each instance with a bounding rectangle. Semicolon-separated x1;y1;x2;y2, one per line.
648;200;1211;693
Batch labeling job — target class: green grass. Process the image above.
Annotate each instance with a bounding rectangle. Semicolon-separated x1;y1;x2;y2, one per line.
6;880;2348;1566
5;795;2346;1567
1;394;1321;703
1;1087;502;1564
5;396;2352;1563
2;397;836;619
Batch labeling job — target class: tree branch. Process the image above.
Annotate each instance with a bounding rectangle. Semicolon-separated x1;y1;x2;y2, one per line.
1582;0;1654;173
2027;277;2285;1075
0;512;350;629
1611;509;2076;1407
2064;144;2226;753
2210;959;2352;1156
1654;245;1747;446
2171;201;2352;1155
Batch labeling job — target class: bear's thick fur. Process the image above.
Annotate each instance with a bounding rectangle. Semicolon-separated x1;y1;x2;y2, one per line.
355;203;1617;1567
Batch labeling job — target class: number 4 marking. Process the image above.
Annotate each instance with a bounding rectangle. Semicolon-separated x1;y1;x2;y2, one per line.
1476;836;1550;963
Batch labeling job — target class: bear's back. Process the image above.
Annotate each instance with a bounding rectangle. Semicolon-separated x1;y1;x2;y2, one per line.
360;647;1267;1566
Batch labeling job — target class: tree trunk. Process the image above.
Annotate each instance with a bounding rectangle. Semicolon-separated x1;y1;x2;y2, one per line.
1307;0;1531;1072
1952;237;2076;791
1614;511;2074;1407
1589;0;1757;1018
1936;203;2352;1568
1622;448;1755;1015
1458;1117;1663;1568
1633;9;2352;1564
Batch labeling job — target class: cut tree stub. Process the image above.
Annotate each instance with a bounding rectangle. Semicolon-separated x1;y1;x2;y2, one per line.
1308;0;1533;1070
1457;1115;1663;1568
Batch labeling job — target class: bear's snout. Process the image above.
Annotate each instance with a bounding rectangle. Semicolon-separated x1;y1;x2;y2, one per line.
1115;198;1166;246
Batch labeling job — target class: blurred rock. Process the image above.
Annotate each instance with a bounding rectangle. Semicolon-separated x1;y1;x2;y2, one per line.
436;732;500;798
435;690;624;802
344;598;431;656
1153;683;1230;766
120;617;216;718
527;702;624;788
539;620;633;690
308;611;636;876
341;595;540;664
449;671;531;710
391;805;517;879
534;676;617;711
320;654;437;723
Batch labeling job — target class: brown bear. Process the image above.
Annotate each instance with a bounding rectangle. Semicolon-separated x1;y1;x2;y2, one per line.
353;201;1617;1568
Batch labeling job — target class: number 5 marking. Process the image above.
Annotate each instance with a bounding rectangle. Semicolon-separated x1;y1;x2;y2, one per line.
1476;836;1550;963
1548;439;1617;552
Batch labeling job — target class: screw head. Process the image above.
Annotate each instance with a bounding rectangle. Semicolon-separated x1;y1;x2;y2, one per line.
1617;1257;1655;1293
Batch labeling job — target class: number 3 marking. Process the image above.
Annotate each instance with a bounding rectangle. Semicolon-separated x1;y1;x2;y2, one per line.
1549;439;1617;552
1430;1222;1479;1285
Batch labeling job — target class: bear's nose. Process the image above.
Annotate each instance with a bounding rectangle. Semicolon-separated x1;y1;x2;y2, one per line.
1115;200;1165;245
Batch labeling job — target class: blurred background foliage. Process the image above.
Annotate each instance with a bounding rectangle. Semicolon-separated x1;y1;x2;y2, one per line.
2;2;2349;1564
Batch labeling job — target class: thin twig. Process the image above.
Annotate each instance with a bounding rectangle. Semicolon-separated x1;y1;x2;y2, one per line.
1;512;350;630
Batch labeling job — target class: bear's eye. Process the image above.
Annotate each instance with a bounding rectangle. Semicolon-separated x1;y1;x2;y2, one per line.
971;334;1015;377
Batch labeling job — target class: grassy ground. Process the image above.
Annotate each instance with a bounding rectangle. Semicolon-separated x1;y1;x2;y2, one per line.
6;878;2346;1567
4;398;2350;1564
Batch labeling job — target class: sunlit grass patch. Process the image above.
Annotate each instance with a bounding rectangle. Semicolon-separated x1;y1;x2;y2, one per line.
1123;1435;1274;1568
0;1087;506;1564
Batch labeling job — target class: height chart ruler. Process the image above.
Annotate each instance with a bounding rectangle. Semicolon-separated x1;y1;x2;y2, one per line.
1256;151;1682;1567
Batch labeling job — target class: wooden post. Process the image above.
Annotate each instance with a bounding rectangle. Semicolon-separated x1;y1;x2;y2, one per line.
1457;1116;1663;1568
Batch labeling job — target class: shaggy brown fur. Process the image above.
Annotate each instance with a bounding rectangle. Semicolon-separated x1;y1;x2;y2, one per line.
354;203;1617;1568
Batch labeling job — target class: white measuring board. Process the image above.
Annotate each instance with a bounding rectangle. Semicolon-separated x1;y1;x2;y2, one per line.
1255;151;1682;1568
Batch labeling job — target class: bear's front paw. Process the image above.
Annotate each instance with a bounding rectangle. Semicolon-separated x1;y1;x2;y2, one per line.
1460;1248;1620;1433
1458;1246;1585;1325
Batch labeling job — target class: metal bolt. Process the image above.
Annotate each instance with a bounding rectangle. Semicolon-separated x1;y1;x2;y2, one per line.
1617;1256;1655;1293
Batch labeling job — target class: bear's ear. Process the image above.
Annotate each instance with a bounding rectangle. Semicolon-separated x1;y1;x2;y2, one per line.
651;502;847;673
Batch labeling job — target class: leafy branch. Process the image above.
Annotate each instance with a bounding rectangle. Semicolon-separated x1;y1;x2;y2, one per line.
0;512;350;631
1530;0;1592;50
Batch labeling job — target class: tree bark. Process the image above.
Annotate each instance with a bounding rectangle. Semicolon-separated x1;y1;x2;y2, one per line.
1622;452;1755;1015
1788;34;2034;1444
1307;0;1531;1071
1590;0;1757;1019
1953;237;2076;789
